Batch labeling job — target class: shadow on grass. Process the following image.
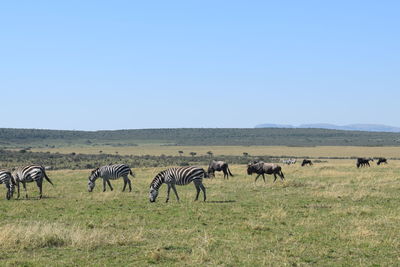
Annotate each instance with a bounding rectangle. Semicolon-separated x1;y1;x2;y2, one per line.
207;200;236;204
14;195;57;201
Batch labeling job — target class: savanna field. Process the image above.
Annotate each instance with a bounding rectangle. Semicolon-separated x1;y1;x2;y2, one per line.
1;153;400;266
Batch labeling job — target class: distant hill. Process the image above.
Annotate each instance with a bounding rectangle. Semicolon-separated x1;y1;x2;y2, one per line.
255;123;400;133
1;127;400;147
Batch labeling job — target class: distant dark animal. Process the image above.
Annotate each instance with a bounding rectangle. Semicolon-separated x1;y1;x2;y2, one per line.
247;161;285;183
149;166;208;202
377;158;388;165
88;164;135;192
12;165;53;199
301;159;313;166
356;158;374;168
0;170;15;200
208;160;233;179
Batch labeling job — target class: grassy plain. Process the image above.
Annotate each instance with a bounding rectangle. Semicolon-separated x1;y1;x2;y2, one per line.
31;144;400;158
1;160;400;266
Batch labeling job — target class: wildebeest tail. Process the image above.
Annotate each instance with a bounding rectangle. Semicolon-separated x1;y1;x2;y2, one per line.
227;167;234;177
43;169;54;185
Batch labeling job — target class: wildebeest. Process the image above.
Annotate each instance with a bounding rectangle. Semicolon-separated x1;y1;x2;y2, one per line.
208;160;233;179
376;158;388;165
356;158;374;168
247;161;285;183
301;159;313;166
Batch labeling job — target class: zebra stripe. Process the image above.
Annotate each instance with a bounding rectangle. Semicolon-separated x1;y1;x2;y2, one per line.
149;166;207;202
88;164;134;192
0;170;14;200
12;165;53;199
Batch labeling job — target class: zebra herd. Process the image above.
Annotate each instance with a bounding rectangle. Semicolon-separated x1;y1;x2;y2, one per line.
0;156;389;202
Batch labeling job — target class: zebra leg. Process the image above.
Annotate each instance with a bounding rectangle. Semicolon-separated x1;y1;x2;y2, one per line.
16;182;20;199
122;177;127;192
103;179;107;192
171;184;180;202
200;182;206;201
107;180;113;191
22;182;28;199
194;183;201;201
6;184;10;200
127;178;132;192
36;179;43;199
166;184;171;203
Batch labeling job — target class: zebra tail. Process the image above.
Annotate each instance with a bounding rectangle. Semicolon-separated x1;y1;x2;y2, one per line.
43;171;54;186
228;167;234;177
129;169;135;177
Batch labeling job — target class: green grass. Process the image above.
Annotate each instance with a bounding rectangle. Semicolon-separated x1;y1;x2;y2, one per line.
1;162;400;266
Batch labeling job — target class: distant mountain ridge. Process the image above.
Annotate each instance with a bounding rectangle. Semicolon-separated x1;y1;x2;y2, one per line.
255;123;400;133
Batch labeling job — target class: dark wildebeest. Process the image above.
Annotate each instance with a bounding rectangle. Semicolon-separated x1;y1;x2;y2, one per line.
247;161;285;183
301;159;313;166
356;158;374;168
208;160;233;179
376;158;388;165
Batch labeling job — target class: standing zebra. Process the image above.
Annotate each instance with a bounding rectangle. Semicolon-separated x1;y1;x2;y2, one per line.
12;165;53;199
0;170;15;200
149;166;208;202
88;164;135;192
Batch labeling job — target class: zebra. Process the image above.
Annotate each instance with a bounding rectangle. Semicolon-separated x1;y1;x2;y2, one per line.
247;161;285;183
207;160;234;179
0;170;15;200
149;166;208;203
87;164;135;192
282;159;296;165
12;165;54;199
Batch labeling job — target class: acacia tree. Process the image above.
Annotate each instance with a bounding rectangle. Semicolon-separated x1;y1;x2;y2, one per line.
243;152;249;157
189;152;197;157
207;151;213;158
178;151;183;157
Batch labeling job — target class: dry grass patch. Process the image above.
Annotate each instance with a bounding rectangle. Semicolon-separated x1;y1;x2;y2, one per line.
0;222;144;249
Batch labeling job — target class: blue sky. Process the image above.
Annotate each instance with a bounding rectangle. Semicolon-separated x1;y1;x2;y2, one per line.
1;1;399;130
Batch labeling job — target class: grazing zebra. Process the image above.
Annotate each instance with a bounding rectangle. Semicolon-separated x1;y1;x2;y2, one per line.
88;164;135;192
12;165;53;199
247;161;285;183
301;159;313;166
208;160;234;179
356;158;373;168
282;159;296;165
149;166;208;203
377;158;388;165
0;170;15;200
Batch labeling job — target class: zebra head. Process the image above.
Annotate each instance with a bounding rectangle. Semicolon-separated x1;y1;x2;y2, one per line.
87;168;99;192
149;187;159;202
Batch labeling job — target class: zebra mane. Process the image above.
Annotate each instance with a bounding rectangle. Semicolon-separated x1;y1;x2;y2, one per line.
89;168;100;182
150;171;166;191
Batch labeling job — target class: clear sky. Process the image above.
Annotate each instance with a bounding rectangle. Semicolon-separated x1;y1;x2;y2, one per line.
1;1;399;130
